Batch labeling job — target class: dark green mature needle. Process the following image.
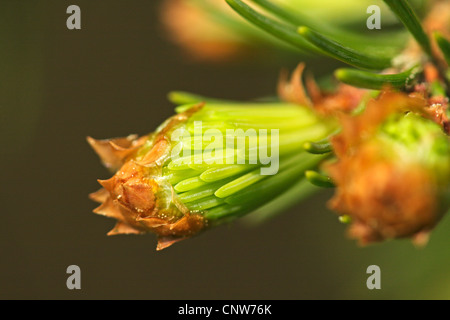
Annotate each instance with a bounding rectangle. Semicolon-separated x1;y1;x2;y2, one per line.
334;67;421;90
250;0;316;28
250;0;406;53
305;170;335;188
303;140;333;154
382;0;432;56
435;32;450;65
225;0;321;54
298;26;392;70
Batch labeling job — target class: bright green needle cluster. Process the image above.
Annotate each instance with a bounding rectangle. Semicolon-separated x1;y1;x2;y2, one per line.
159;93;335;225
379;112;450;187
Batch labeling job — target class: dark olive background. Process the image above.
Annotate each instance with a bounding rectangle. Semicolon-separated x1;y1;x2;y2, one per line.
1;0;450;300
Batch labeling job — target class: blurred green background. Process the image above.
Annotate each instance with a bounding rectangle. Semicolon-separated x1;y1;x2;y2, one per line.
1;0;450;300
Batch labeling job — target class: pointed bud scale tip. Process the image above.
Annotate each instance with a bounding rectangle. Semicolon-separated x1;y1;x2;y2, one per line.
92;197;123;220
278;63;312;107
89;188;109;204
107;222;144;236
86;135;148;171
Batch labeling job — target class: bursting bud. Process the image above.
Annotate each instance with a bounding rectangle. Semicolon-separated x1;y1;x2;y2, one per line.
89;96;334;250
327;91;450;245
